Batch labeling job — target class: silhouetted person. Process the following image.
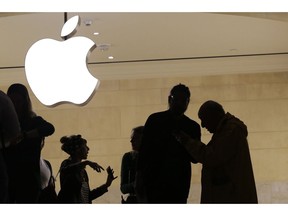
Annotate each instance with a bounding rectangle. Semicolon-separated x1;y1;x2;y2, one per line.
57;134;117;203
120;126;144;204
173;100;258;203
0;90;21;203
136;84;201;203
38;138;58;203
6;83;55;203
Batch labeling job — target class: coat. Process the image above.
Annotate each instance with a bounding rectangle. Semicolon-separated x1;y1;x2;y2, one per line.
185;113;258;203
57;159;108;203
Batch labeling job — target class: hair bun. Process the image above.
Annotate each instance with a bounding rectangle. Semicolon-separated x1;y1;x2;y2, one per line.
60;134;87;155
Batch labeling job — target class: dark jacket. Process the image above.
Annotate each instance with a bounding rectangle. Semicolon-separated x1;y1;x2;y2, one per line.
57;159;108;203
137;110;201;203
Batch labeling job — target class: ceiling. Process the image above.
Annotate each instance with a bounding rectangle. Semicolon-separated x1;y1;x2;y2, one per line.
1;12;288;81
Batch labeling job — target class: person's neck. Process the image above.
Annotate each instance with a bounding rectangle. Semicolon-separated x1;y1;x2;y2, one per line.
70;156;82;163
169;109;184;119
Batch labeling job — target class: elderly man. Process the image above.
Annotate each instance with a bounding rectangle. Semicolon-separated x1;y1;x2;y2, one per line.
174;100;258;203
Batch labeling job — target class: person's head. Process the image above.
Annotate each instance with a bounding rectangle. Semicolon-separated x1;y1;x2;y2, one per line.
130;126;144;151
198;100;225;133
7;83;35;119
60;134;89;160
168;84;190;115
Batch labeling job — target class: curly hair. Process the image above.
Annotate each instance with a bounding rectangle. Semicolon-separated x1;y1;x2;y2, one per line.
60;134;87;155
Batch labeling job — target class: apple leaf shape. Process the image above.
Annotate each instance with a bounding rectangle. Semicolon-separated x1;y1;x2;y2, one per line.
61;15;80;39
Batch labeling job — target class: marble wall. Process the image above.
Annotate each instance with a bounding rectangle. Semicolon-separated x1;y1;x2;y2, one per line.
2;71;288;203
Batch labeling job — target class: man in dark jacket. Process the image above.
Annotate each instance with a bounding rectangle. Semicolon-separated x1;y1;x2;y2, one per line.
174;100;258;203
136;84;201;203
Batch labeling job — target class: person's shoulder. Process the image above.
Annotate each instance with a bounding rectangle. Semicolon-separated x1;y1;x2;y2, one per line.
122;151;132;159
184;115;199;124
148;110;168;118
0;91;13;107
122;151;135;162
60;159;71;168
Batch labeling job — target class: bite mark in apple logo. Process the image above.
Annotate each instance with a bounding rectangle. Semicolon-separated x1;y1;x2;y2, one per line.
25;15;100;107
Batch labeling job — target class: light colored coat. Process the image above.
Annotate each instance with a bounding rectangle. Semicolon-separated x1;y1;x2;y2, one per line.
185;113;258;203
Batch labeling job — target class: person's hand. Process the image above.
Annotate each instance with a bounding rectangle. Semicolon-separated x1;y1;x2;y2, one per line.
105;166;118;187
172;130;191;145
87;161;104;172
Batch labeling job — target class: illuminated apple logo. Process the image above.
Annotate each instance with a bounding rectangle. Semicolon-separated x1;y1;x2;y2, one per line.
25;15;100;106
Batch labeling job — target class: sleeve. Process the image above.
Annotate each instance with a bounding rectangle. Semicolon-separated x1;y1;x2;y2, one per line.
120;153;135;194
184;124;240;168
89;184;108;201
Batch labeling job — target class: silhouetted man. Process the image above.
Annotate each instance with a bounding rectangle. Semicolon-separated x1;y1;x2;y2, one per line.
136;84;201;203
174;100;258;203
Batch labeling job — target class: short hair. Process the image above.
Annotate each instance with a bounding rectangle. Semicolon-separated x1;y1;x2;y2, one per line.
170;83;190;98
60;134;87;155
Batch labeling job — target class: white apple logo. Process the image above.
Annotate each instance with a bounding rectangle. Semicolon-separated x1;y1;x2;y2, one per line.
25;15;100;107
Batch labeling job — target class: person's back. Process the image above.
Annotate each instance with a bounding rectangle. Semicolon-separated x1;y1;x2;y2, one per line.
200;112;257;203
173;100;258;203
136;84;201;203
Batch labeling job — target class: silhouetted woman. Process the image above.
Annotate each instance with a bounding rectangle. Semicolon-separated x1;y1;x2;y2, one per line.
57;134;117;203
6;83;55;203
120;126;144;203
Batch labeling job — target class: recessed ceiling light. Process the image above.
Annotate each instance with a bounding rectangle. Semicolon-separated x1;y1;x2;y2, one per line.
83;19;92;26
108;56;114;60
93;32;100;35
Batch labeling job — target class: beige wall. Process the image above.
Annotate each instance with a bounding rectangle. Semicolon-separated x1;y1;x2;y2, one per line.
2;71;288;203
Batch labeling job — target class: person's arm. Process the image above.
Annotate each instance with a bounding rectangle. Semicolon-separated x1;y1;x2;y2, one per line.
90;166;117;201
62;160;104;173
188;122;201;164
174;125;240;167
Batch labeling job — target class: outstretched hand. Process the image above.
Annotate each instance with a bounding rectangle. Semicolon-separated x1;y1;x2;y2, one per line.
105;166;118;187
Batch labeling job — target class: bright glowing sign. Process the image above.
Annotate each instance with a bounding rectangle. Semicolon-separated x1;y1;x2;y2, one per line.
25;15;99;106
